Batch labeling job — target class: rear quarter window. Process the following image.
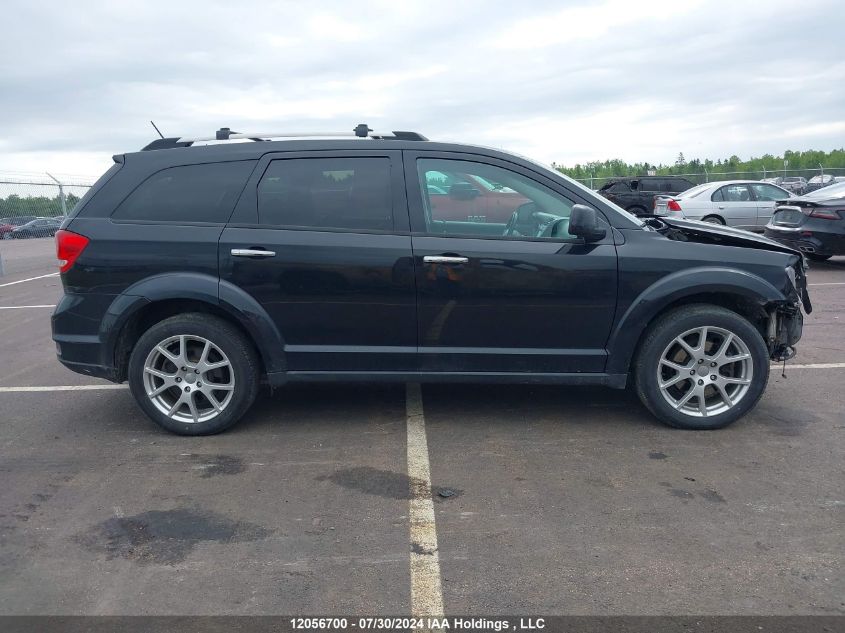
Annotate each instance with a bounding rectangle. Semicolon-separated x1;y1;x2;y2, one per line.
112;161;256;223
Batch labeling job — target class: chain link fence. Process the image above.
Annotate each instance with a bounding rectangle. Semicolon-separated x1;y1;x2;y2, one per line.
0;175;93;240
574;167;845;191
0;175;93;278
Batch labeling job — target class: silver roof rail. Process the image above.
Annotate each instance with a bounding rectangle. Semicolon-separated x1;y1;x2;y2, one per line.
142;124;427;151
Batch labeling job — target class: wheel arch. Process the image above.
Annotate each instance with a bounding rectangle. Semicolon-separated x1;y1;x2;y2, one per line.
606;267;787;375
100;273;286;382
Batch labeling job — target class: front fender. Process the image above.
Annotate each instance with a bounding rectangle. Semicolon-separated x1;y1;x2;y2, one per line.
100;272;286;378
605;267;787;375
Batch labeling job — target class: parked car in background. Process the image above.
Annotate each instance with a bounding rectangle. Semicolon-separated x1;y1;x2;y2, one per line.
0;215;40;239
598;176;694;216
764;181;845;261
423;168;530;223
654;180;792;231
779;176;808;195
805;174;836;193
9;217;63;239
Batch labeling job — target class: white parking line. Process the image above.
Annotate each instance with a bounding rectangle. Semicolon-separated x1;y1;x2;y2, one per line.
782;363;845;369
0;304;56;310
0;272;59;288
0;385;127;393
808;282;845;287
405;382;445;618
0;362;842;395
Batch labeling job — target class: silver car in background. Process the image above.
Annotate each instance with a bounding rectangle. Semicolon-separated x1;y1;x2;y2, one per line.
780;176;808;195
654;180;792;231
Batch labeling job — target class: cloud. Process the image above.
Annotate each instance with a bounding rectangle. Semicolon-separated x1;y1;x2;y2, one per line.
1;0;843;179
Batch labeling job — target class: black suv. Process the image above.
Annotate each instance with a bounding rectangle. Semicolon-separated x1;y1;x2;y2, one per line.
599;176;695;216
52;125;811;435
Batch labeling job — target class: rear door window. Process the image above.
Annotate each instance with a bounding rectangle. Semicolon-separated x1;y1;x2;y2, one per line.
257;157;393;231
113;161;255;223
713;185;751;202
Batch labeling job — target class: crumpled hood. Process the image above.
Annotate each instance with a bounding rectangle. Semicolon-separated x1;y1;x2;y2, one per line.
661;217;802;257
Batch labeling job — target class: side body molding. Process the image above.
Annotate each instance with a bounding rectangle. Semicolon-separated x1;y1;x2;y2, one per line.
99;273;286;381
605;267;788;375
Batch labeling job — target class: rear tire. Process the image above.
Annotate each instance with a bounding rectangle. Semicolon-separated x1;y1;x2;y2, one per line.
701;215;725;225
807;253;832;262
634;304;769;430
627;206;647;216
128;313;260;435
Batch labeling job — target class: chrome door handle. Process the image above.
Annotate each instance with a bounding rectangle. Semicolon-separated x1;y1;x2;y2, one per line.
231;248;276;258
423;255;469;264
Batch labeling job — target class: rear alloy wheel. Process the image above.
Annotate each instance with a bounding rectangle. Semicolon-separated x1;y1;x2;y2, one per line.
128;313;259;435
634;305;769;429
701;215;725;225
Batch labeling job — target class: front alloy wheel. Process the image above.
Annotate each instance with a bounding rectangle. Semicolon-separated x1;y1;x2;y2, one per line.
634;304;769;429
657;326;753;417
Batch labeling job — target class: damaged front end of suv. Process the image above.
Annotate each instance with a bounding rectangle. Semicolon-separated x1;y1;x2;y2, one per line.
655;217;812;363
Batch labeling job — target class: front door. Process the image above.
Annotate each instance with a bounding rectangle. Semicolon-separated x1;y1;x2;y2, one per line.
219;150;417;371
404;152;618;374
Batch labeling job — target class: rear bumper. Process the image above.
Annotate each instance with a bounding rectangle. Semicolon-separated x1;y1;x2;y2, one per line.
51;291;122;384
764;226;845;256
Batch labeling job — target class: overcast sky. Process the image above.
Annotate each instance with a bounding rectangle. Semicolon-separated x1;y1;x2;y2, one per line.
2;0;844;180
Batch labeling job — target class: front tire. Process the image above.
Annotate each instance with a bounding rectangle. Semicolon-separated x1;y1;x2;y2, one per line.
634;304;769;430
128;313;260;435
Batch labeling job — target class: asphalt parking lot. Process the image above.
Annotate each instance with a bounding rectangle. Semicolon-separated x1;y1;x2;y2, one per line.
0;237;843;616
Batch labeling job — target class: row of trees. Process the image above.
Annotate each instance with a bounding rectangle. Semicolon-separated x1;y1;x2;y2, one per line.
553;149;845;183
0;193;82;219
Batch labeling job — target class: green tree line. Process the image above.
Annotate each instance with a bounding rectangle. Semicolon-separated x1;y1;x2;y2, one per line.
0;193;82;219
553;148;845;183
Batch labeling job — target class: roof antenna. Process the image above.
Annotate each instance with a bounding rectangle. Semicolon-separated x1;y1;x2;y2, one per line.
150;120;165;139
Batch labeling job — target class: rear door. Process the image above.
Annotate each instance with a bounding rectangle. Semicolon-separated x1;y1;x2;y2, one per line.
219;150;417;372
404;151;618;374
711;184;757;229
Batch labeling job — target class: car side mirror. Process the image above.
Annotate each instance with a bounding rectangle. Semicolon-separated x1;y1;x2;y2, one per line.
569;204;607;242
449;182;481;201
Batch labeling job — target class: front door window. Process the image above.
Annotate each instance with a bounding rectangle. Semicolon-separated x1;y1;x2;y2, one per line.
417;158;581;238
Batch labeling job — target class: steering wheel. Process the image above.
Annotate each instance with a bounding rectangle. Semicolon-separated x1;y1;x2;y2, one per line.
503;202;539;237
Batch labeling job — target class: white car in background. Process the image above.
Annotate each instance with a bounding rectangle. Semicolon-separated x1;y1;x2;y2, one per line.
654;180;792;231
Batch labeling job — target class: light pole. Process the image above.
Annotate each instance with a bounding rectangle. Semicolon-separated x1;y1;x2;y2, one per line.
46;172;67;217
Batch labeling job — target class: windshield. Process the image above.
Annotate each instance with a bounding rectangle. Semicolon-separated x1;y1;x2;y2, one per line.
804;181;845;199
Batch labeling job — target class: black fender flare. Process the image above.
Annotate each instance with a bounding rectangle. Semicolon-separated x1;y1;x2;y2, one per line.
99;272;286;376
605;267;787;375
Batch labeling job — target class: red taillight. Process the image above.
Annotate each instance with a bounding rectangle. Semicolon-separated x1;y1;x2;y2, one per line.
55;229;89;273
667;199;682;212
807;208;841;220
